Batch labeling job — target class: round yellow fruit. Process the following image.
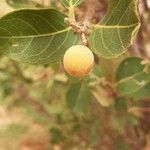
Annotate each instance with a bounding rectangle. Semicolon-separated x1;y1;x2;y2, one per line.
63;45;94;77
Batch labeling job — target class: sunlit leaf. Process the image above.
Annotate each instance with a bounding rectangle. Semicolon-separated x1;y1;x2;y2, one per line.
60;0;83;8
0;9;79;64
115;57;150;96
129;83;150;100
89;0;140;58
6;0;34;8
66;81;92;112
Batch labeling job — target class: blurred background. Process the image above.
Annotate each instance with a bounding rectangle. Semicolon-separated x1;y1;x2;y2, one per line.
0;0;150;150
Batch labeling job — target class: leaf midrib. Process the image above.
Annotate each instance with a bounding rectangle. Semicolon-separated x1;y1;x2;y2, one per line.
94;23;139;29
115;71;150;96
66;0;81;7
0;27;72;39
115;71;150;85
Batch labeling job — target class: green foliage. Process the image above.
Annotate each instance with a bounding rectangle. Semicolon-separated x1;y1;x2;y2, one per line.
0;123;27;138
66;81;92;112
50;127;64;144
0;0;149;149
115;57;150;96
130;83;150;100
91;64;104;78
60;0;83;8
114;136;129;150
0;9;79;64
89;0;140;58
114;97;128;112
6;0;34;8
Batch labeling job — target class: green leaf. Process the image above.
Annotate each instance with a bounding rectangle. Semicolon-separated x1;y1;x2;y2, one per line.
0;123;27;139
114;97;128;112
6;0;34;8
50;127;64;144
116;57;144;80
115;57;150;96
60;0;83;8
89;0;140;58
114;136;129;150
91;64;104;78
0;9;79;64
129;83;150;100
66;82;92;112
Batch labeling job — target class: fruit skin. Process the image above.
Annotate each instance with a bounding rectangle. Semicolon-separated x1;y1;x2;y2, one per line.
63;45;94;77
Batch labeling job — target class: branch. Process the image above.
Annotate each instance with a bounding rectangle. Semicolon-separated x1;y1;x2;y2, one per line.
64;17;90;45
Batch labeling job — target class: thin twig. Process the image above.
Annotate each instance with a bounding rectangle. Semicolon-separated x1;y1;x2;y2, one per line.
64;17;90;45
